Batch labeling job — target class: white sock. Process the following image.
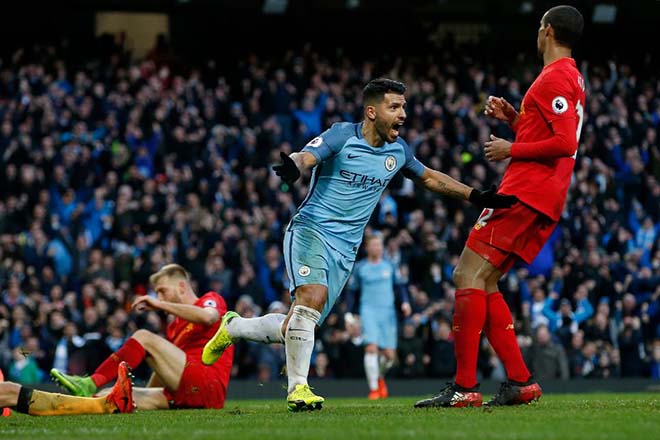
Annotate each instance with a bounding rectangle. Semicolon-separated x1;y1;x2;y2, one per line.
285;305;320;393
226;313;286;344
364;352;379;391
379;354;394;376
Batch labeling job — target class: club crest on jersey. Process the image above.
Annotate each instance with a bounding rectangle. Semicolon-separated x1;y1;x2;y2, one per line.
306;137;323;148
385;155;397;171
552;96;568;115
298;265;311;277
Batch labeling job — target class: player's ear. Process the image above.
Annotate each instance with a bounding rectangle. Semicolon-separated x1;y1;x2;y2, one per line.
178;280;186;295
365;105;377;121
545;23;553;39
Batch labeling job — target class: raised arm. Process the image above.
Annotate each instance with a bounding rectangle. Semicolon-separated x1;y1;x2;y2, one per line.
484;116;578;161
485;74;583;162
510;117;578;159
273;123;350;185
484;96;520;131
132;296;219;326
273;151;318;185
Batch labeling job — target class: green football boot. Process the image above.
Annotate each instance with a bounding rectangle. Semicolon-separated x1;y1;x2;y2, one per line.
50;369;98;397
202;311;240;365
287;384;325;412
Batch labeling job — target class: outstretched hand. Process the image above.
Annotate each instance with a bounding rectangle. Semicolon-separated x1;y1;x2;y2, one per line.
468;185;518;208
484;96;518;124
132;295;161;312
272;151;301;185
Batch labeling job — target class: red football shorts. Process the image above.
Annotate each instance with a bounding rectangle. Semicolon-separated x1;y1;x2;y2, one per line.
163;356;228;409
466;201;557;273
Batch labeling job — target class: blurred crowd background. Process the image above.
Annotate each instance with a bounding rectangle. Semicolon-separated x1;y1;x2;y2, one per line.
0;10;659;386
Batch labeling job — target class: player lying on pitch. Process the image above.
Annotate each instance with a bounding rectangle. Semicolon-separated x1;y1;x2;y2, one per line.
0;361;134;416
0;264;234;416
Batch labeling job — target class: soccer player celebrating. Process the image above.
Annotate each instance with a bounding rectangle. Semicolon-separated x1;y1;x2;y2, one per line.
348;234;411;400
415;5;585;408
202;78;517;411
51;264;234;410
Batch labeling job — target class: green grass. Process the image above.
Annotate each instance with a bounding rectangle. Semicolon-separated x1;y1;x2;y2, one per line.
1;394;658;440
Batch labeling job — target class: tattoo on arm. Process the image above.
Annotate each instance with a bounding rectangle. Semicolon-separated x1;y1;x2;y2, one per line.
430;181;467;200
420;169;469;200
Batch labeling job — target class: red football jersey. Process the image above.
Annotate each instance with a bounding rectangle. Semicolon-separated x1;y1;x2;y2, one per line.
499;57;586;221
166;291;230;366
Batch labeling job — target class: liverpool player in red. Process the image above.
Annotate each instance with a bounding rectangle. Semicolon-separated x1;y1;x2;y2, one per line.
50;264;234;410
415;5;585;408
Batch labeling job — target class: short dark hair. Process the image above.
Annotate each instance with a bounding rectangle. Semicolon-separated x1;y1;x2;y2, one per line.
543;5;584;49
362;78;406;105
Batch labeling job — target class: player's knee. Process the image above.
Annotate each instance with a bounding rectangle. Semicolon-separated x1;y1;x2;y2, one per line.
365;344;378;354
452;265;469;287
294;286;327;311
132;329;154;345
0;382;19;405
485;282;499;295
0;382;11;394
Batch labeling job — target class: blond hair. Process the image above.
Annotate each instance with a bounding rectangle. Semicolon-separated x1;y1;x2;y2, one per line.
365;233;384;245
149;264;191;287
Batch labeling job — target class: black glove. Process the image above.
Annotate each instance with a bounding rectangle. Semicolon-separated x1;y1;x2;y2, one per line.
272;151;301;185
468;185;518;208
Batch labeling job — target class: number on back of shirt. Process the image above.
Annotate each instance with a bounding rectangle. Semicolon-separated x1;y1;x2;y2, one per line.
572;100;584;159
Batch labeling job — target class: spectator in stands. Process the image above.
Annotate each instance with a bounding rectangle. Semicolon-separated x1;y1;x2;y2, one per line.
651;339;660;380
618;316;645;377
524;324;570;380
543;289;594;347
427;316;455;378
397;322;424;378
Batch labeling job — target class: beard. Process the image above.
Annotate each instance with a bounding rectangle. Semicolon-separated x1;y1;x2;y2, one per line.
375;121;394;143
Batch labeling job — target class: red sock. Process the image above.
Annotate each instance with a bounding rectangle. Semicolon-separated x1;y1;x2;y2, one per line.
91;337;145;387
452;288;487;389
485;292;531;383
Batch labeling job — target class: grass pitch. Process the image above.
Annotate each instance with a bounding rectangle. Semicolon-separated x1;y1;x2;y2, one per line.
1;393;658;440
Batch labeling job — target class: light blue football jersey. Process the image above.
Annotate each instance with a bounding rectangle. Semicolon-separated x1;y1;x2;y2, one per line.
291;122;425;256
352;259;398;309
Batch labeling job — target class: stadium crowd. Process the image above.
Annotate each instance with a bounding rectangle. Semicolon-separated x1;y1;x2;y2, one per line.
0;36;659;386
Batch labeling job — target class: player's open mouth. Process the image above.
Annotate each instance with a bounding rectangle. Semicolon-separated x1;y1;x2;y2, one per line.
391;122;403;137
